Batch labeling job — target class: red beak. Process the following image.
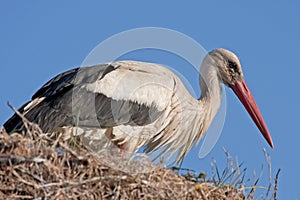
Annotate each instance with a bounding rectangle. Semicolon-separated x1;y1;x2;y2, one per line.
231;79;274;148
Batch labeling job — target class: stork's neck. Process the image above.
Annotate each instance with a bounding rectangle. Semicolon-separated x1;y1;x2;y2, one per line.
198;63;222;124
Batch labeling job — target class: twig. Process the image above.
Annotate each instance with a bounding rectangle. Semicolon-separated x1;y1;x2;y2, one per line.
263;148;272;198
198;188;208;200
15;167;47;184
7;101;43;134
58;141;84;160
273;168;281;200
12;169;36;187
263;148;272;184
0;154;25;164
40;176;101;189
7;102;31;132
11;195;33;199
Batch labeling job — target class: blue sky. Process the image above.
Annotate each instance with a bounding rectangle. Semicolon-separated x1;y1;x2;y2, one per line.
0;1;299;199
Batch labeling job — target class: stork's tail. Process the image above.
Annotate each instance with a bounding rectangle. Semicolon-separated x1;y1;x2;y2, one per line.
3;101;31;133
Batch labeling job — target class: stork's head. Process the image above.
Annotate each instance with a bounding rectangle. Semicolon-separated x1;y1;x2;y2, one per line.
208;48;274;148
208;48;243;86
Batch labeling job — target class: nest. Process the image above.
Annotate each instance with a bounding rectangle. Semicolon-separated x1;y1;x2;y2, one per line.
0;129;248;199
0;114;249;200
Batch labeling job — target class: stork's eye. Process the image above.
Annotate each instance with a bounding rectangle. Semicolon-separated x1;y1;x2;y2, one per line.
228;61;238;71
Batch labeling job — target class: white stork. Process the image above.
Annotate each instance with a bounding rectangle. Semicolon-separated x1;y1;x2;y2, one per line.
3;48;274;164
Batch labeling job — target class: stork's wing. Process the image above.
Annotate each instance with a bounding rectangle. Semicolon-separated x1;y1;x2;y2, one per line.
4;62;167;133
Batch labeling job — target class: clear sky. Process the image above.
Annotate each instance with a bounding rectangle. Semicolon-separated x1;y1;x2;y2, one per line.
0;1;299;199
